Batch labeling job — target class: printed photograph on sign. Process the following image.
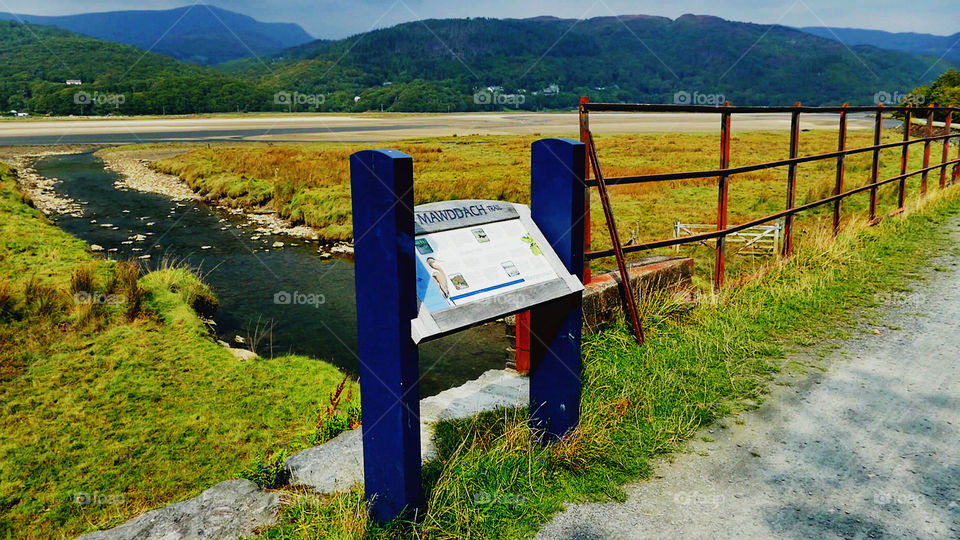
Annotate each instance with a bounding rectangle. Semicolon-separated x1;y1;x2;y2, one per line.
415;237;434;255
472;228;490;243
414;218;559;314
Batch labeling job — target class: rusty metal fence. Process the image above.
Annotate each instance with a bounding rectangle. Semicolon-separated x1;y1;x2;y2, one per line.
578;97;960;344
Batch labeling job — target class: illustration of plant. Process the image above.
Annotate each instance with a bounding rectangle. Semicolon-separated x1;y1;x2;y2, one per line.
520;234;542;256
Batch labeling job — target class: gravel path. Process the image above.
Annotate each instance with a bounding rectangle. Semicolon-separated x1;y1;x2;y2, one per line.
537;217;960;540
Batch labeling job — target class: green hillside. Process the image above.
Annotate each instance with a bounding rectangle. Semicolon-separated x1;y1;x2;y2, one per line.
226;14;953;109
0;21;269;115
2;14;956;116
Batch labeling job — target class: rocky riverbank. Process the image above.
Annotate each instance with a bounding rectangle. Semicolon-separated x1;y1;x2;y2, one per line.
0;147;93;216
97;147;354;254
98;151;201;201
1;145;355;257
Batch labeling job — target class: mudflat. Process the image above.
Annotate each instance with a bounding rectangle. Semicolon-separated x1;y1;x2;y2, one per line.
0;112;876;145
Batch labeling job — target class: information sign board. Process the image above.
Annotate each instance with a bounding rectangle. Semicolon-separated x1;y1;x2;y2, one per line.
411;199;583;343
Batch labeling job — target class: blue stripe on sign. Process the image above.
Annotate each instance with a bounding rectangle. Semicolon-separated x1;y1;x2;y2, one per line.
449;278;525;301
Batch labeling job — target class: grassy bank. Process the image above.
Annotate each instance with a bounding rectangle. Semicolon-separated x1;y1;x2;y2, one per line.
146;129;941;283
0;162;356;538
256;182;960;537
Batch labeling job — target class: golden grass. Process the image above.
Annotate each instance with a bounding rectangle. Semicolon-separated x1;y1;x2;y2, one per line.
148;128;951;285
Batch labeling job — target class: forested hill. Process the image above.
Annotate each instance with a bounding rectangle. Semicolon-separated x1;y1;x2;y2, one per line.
1;14;954;116
227;14;951;109
0;6;313;65
0;21;269;115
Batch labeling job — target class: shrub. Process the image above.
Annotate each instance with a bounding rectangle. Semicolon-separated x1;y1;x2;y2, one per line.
69;264;95;296
313;415;350;446
239;450;288;489
112;261;140;293
23;277;62;316
123;285;145;321
112;262;145;320
74;301;103;328
312;375;361;445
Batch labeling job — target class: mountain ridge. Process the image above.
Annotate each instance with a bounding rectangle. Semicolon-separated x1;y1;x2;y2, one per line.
0;5;313;65
0;13;955;115
235;14;952;108
798;26;960;64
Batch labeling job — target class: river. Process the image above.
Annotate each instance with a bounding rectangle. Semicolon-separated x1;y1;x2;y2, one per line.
36;151;510;397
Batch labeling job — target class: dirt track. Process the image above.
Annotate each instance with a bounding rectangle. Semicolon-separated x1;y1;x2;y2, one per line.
537;217;960;539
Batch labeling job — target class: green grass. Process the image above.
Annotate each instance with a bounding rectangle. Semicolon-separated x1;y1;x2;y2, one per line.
0;163;356;538
255;183;960;538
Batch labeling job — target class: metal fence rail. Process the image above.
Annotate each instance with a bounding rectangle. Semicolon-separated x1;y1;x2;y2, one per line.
578;98;959;343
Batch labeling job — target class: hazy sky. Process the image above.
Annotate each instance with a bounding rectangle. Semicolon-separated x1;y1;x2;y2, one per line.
1;0;957;39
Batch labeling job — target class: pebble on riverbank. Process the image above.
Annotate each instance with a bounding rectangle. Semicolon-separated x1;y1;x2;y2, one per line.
2;155;83;217
101;155;200;201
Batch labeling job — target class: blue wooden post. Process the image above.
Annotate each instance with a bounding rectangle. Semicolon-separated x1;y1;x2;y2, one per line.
349;149;423;522
529;138;585;441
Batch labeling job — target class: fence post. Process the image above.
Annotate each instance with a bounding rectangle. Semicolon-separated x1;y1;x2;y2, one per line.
869;105;883;223
514;312;530;374
529;138;585;442
349;149;423;523
513;96;590;375
783;102;801;257
833;103;848;236
953;109;960;185
898;105;912;211
940;110;953;189
921;105;934;196
579;96;592;285
714;102;732;288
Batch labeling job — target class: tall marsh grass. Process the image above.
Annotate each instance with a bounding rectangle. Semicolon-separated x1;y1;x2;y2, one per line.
151;129;941;287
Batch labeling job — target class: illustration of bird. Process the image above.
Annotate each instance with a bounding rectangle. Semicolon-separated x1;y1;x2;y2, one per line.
426;257;450;298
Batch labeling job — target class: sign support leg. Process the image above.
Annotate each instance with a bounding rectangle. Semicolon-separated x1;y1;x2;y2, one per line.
529;138;585;441
349;149;423;523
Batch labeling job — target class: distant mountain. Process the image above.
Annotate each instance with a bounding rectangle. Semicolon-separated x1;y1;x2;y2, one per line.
0;6;313;65
0;21;270;115
799;27;960;64
2;14;955;116
229;14;953;109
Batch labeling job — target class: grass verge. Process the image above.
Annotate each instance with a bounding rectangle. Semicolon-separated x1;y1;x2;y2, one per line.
255;182;960;538
0;162;356;538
